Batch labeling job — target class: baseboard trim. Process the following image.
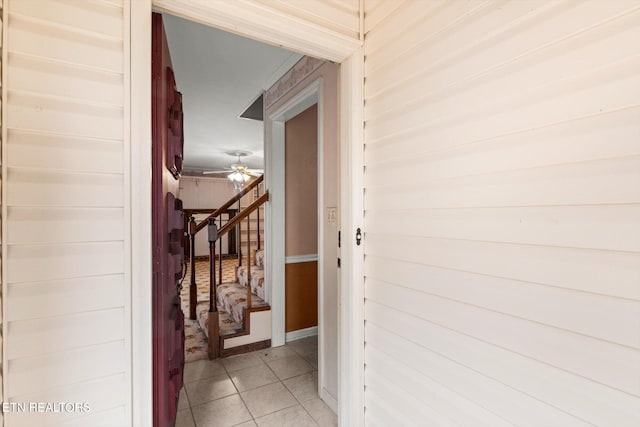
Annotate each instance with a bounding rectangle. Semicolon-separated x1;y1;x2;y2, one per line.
321;387;338;414
285;326;318;342
220;339;271;358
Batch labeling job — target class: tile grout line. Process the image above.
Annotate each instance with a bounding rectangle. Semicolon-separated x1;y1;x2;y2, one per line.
180;382;197;427
264;341;321;425
222;355;257;426
247;355;297;422
181;338;323;426
283;374;321;427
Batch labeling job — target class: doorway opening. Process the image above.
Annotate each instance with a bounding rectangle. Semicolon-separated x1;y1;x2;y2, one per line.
152;10;341;425
265;74;340;410
132;3;365;426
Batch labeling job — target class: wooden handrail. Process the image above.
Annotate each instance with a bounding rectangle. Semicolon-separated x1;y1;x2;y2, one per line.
194;175;264;233
184;208;236;215
217;192;269;238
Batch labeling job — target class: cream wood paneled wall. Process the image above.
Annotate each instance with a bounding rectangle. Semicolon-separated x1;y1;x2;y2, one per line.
363;1;640;426
179;176;237;257
179;176;235;210
2;1;129;426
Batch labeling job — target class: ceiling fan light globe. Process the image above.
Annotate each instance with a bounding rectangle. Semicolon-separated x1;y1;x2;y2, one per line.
228;171;245;183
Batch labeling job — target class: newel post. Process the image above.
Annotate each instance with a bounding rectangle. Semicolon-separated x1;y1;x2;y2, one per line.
207;219;220;359
188;216;197;320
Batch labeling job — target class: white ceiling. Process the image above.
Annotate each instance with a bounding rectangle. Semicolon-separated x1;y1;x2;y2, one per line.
162;13;302;173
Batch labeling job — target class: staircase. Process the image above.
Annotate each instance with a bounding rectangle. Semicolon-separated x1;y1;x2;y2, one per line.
193;249;269;354
185;176;271;358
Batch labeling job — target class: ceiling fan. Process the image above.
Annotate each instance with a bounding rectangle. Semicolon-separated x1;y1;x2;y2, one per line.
202;151;263;190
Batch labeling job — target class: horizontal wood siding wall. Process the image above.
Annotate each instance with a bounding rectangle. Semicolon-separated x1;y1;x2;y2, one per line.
3;0;129;426
363;1;640;425
152;0;362;63
253;0;361;40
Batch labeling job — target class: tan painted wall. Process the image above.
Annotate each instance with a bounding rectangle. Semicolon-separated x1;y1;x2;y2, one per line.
285;104;318;256
284;104;319;333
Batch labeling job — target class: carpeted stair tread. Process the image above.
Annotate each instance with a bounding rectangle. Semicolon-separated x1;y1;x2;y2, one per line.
195;302;244;338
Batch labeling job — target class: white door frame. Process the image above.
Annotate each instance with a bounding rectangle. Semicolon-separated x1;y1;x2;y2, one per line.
264;77;326;396
130;1;364;426
265;79;321;347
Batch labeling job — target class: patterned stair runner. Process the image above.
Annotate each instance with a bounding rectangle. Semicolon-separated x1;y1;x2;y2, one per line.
182;250;269;354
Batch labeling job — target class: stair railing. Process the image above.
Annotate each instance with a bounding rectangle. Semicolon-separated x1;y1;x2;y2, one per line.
204;191;269;358
247;203;253;310
184;208;235;319
187;175;264;319
238;197;242;267
256;184;261;250
193;175;264;233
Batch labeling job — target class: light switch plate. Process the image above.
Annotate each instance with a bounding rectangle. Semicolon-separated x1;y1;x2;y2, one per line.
327;207;337;225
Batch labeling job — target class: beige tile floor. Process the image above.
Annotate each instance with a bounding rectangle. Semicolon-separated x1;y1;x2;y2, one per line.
177;336;338;427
